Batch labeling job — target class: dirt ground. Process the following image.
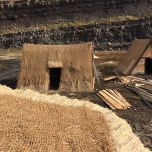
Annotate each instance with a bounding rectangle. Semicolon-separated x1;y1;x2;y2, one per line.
0;50;152;150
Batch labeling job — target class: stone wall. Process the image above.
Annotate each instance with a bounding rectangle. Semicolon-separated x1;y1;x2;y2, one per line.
1;16;152;50
0;0;152;50
0;0;151;21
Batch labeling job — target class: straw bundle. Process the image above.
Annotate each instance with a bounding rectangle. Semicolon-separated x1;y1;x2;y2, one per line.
18;44;49;92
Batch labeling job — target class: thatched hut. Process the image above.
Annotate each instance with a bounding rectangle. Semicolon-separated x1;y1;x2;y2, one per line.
18;42;94;92
116;39;152;75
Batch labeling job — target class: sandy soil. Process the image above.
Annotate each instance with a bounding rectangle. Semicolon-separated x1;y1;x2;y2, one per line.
0;50;151;150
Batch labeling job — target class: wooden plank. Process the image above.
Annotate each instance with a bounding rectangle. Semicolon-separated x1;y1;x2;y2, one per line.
98;91;117;109
119;76;152;86
112;90;131;107
127;76;152;85
107;89;128;108
97;89;131;110
104;76;117;82
97;93;116;109
99;90;123;109
103;90;126;109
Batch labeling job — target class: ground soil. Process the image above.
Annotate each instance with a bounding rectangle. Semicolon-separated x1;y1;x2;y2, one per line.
0;50;152;150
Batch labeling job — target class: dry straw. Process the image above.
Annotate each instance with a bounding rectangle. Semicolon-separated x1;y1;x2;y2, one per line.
18;43;94;92
0;84;150;152
0;94;114;151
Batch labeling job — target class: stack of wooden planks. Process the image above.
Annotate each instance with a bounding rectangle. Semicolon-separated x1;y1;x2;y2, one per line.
119;76;152;109
97;89;131;110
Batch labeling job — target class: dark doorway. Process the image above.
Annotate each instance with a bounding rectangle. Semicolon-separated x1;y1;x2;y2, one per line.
0;79;17;89
145;58;152;74
49;68;62;90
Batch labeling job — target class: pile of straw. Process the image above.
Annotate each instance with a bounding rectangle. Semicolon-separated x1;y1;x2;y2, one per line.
0;94;113;151
0;84;150;152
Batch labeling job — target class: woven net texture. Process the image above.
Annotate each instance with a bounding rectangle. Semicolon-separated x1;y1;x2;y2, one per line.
0;85;150;152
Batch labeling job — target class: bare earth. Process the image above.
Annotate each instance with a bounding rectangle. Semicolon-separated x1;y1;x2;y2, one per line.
0;50;152;150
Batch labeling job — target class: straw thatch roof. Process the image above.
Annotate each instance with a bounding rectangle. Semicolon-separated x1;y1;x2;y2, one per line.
116;39;151;75
18;42;94;92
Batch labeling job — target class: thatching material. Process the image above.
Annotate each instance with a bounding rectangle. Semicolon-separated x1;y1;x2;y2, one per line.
0;84;150;152
18;42;94;92
116;39;151;75
0;94;113;152
18;44;49;91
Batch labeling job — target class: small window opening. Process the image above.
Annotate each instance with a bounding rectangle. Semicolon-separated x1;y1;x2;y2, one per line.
49;68;62;90
145;58;152;74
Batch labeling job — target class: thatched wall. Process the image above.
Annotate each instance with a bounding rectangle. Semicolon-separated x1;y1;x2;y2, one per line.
18;42;94;92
